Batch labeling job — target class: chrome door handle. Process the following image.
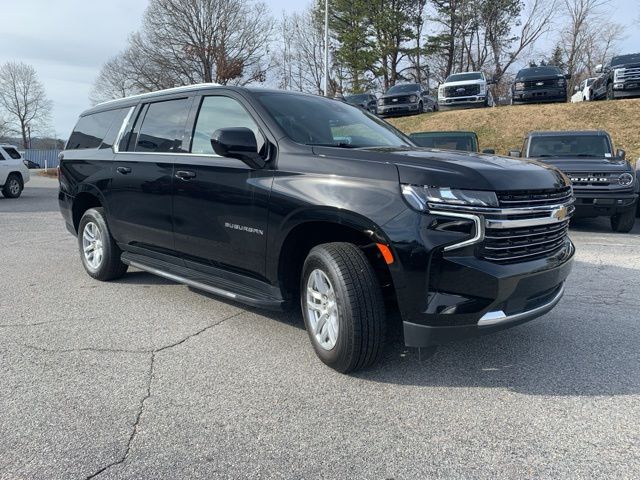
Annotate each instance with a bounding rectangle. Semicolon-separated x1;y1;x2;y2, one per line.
116;166;132;174
175;170;196;180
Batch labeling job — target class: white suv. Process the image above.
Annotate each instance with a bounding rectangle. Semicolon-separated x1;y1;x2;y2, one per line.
0;145;30;198
438;71;494;109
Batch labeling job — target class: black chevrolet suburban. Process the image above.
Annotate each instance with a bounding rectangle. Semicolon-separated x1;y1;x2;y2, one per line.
509;131;638;232
59;84;575;372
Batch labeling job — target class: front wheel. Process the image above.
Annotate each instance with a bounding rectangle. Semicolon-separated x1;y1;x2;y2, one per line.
2;174;23;198
78;207;128;280
610;210;635;233
606;83;615;100
301;242;386;373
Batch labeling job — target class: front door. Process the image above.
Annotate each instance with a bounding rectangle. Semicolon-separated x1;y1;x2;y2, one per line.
172;94;273;278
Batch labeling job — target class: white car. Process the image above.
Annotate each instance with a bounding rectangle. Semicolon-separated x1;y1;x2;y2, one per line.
437;71;494;109
0;144;30;198
571;77;597;103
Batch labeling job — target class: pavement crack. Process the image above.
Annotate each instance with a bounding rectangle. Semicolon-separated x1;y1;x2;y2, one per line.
83;310;243;479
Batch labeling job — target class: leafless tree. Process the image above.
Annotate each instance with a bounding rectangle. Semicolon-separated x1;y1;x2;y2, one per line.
0;61;52;148
92;0;274;102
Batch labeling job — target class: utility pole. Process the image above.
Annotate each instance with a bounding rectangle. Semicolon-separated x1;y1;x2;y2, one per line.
324;0;329;97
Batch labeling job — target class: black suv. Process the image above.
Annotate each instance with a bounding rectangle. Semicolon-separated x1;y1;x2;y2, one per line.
59;84;574;372
592;52;640;100
511;66;569;104
509;131;638;232
377;83;436;116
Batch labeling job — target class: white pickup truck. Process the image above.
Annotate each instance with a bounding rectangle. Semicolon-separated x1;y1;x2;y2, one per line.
437;71;494;109
0;144;30;198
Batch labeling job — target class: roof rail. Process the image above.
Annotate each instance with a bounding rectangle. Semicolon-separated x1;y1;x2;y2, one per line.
95;82;222;107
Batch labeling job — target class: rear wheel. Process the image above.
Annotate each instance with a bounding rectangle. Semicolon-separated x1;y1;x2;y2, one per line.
301;242;385;373
78;207;128;280
610;210;635;233
2;174;23;198
418;101;424;113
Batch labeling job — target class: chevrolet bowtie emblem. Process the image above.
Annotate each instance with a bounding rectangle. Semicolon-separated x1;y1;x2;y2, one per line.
552;206;568;221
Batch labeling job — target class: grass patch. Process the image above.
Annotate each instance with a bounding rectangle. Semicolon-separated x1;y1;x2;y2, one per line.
388;99;640;164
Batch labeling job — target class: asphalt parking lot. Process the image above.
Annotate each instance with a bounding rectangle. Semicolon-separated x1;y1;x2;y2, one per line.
1;175;639;479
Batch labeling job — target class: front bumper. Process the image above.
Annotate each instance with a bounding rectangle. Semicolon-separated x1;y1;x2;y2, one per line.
572;191;638;217
512;88;566;103
438;95;487;108
612;81;640;98
378;103;420;116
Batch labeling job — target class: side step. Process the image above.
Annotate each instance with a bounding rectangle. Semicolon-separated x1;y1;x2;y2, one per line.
121;252;285;310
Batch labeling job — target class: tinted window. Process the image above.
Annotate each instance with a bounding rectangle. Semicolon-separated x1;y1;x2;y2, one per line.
345;94;370;104
100;108;130;150
135;98;190;153
257;93;411;148
516;67;562;79
529;135;611;158
445;72;483;82
67;109;123;150
410;134;476;151
191;96;264;155
611;53;640;66
0;150;5;160
3;147;21;159
386;84;420;94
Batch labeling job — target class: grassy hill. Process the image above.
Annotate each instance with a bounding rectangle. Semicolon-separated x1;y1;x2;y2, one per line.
388;98;640;164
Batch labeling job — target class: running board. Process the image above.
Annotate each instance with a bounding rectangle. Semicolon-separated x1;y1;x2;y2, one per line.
121;252;285;310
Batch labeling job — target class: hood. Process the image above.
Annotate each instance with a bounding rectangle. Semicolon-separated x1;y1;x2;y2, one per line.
531;156;633;173
441;79;484;87
312;146;569;192
614;62;640;69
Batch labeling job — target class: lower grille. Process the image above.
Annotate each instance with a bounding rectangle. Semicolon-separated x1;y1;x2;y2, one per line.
479;220;570;263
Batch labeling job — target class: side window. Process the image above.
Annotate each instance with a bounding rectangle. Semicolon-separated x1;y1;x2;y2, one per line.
66;109;123;150
191;96;265;155
3;147;21;159
100;108;130;150
0;149;5;160
135;98;190;153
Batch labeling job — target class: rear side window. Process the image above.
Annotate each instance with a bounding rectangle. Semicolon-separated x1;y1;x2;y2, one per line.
135;98;190;153
67;109;124;150
3;147;21;159
191;96;264;155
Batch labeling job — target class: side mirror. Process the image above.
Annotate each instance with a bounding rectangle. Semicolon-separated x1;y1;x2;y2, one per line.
574;85;580;92
616;148;626;160
210;127;266;169
508;149;521;157
482;148;496;154
595;64;603;73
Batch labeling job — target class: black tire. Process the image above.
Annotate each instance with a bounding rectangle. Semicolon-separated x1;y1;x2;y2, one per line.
300;242;385;373
78;207;128;280
418;101;424;113
606;82;615;100
610;209;635;233
2;173;23;198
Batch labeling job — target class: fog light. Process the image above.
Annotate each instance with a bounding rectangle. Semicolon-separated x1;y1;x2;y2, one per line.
614;83;624;89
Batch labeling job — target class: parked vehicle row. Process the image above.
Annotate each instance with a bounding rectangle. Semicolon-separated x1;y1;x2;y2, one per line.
60;83;575;372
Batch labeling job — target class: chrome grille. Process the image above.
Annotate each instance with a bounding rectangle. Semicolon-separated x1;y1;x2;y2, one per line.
618;66;640;82
383;95;412;105
523;78;559;89
479;220;570;263
497;186;572;207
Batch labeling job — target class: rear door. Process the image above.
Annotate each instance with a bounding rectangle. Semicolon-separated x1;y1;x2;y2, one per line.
108;96;192;257
171;92;273;277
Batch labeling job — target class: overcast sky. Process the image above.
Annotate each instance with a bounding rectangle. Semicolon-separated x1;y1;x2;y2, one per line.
1;0;638;138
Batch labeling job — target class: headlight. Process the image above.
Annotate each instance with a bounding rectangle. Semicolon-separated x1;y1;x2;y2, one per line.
409;95;417;102
402;185;499;211
514;82;525;90
377;99;384;106
618;173;634;186
614;68;625;81
479;84;486;94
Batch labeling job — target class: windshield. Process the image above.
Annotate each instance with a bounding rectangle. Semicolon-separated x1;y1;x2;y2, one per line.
386;84;419;94
611;53;640;66
445;72;482;83
344;94;369;104
257;93;412;149
529;135;612;158
516;67;562;79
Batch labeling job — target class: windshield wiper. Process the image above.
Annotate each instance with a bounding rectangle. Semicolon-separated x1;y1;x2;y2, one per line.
575;154;601;157
307;142;360;148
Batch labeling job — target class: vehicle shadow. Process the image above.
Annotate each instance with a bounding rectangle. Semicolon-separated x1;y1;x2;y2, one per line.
569;215;640;234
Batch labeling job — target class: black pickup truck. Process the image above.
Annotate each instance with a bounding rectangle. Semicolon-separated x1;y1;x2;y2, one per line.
510;131;638;232
59;84;575;372
592;52;640;100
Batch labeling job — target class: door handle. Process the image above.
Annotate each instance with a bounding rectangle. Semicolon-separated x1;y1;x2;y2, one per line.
116;166;132;174
175;170;196;180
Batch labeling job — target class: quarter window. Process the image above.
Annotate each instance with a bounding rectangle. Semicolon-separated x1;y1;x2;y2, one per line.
67;109;124;150
3;147;21;159
191;96;264;155
135;98;190;153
